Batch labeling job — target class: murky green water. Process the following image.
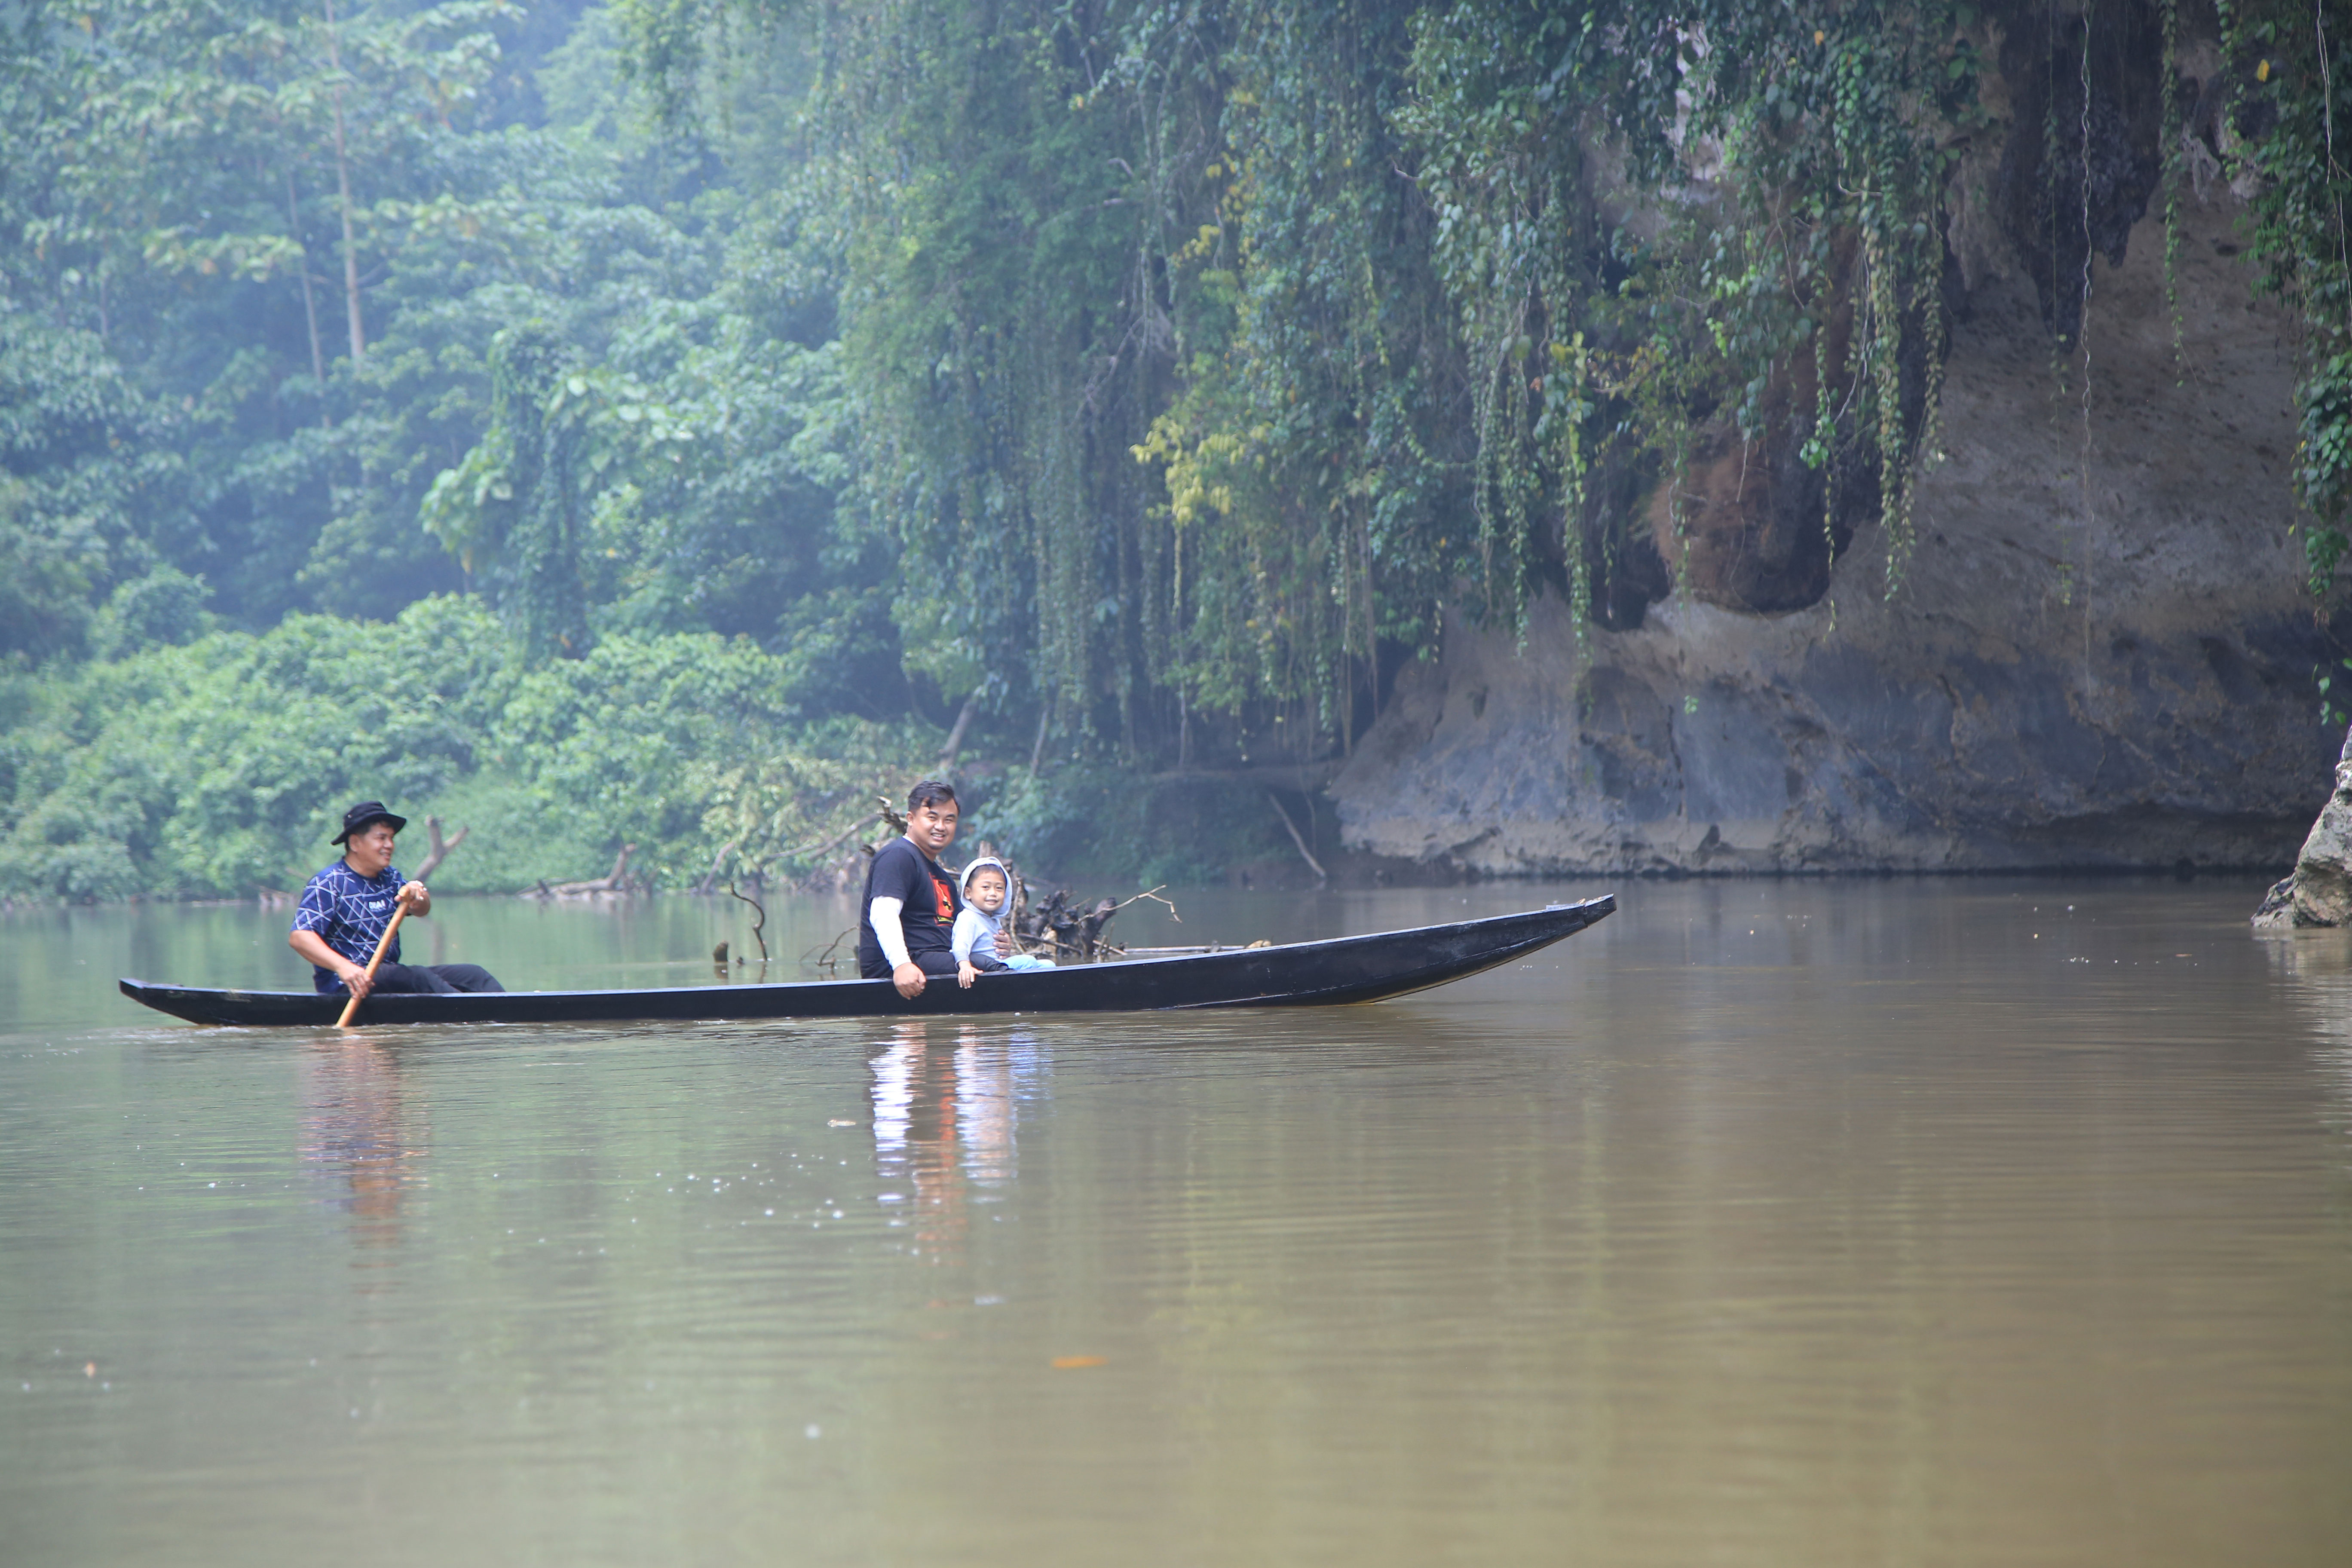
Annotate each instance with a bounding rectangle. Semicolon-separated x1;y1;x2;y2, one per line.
3;879;2349;1565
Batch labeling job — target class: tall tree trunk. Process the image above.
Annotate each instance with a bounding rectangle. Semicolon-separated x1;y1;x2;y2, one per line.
322;0;364;366
284;169;325;387
938;687;984;772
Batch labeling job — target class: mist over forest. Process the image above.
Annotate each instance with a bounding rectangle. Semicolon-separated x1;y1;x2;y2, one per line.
1;0;2344;898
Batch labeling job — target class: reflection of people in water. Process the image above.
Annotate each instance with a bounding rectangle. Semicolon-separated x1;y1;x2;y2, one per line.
869;1020;1037;1263
299;1038;424;1259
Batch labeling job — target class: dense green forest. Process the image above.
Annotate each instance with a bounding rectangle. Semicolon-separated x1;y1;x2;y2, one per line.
0;0;2344;898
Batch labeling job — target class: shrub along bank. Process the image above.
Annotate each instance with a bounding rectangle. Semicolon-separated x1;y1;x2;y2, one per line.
0;594;1311;900
0;595;942;900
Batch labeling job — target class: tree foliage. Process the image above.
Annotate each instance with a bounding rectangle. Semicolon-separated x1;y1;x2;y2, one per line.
3;0;2347;895
0;594;934;897
2214;0;2351;591
613;0;2107;761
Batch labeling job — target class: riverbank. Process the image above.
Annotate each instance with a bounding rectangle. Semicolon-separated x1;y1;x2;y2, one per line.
6;195;2333;898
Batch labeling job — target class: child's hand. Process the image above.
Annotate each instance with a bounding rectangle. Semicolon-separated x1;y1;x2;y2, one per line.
957;960;978;989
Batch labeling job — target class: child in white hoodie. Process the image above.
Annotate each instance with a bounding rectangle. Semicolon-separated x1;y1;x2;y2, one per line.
952;858;1055;986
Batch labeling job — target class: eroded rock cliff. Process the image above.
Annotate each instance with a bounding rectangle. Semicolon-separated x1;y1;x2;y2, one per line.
1333;196;2341;873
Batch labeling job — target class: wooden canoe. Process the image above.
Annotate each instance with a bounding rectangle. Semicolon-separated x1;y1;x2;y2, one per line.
118;896;1613;1027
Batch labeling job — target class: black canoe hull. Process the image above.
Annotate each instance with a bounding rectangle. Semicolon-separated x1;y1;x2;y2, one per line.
117;897;1612;1028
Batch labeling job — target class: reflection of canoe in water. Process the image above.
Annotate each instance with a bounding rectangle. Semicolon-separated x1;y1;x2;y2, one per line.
119;897;1613;1028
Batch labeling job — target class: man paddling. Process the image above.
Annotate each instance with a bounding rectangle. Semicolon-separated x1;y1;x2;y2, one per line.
288;801;503;998
859;780;981;997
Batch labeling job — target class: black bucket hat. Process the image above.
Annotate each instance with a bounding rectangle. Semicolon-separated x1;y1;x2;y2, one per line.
332;800;408;845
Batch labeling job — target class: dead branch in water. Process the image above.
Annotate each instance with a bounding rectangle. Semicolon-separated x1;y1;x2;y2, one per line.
802;925;856;976
1111;885;1181;921
727;881;769;962
537;843;638;898
1014;883;1180;962
414;815;470;881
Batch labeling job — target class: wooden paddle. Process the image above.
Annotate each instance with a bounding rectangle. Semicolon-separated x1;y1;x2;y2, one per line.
335;887;418;1028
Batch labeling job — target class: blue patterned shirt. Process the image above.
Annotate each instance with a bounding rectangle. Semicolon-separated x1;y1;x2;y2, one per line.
291;860;406;992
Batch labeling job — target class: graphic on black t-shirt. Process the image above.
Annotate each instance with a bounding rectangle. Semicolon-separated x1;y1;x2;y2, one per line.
856;837;961;974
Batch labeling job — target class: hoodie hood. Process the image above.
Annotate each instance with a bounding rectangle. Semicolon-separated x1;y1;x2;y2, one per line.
959;856;1009;898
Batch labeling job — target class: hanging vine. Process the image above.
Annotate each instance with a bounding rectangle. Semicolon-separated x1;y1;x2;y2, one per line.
2161;0;2186;369
611;0;2352;761
2211;0;2351;595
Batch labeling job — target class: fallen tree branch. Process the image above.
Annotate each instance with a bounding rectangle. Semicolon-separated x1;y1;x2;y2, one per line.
728;880;769;962
1013;883;1166;962
414;815;469;881
1267;793;1328;884
788;812;880;867
802;925;856;975
542;843;636;897
693;838;739;895
1110;884;1182;922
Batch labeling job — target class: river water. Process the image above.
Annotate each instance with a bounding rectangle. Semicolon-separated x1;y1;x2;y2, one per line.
2;879;2347;1565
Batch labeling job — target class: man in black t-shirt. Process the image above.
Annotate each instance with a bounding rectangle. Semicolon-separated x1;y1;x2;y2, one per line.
858;780;968;996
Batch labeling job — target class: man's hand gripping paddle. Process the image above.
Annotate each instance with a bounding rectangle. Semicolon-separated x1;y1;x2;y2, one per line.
335;887;418;1028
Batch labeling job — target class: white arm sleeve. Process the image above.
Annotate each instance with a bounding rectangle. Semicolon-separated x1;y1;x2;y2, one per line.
868;896;911;969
